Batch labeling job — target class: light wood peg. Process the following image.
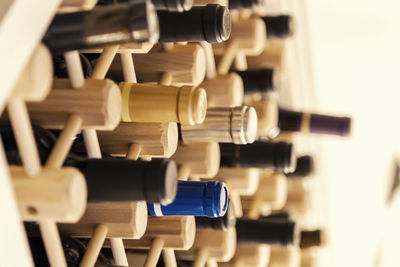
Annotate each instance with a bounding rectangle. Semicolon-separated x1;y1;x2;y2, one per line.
284;179;311;218
200;73;244;107
10;166;87;223
269;246;300;267
241;172;288;219
300;248;319;267
170;142;220;179
97;122;178;158
120;216;196;250
12;43;52;102
27;78;121;130
120;82;207;125
213;18;266;56
193;0;228;6
58;0;98;12
216;167;260;196
131;44;206;86
176;228;237;264
246;40;286;70
244;95;279;137
219;244;270;267
59;201;147;239
83;42;154;54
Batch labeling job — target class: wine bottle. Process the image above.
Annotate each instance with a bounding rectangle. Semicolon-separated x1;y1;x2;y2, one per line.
43;0;159;53
235;68;276;95
219;141;296;173
195;200;236;230
236;218;297;245
67;157;178;204
180;106;258;144
97;0;194;12
157;4;231;43
287;155;314;178
278;108;352;136
1;124;178;205
299;229;326;248
147;180;228;217
261;15;293;39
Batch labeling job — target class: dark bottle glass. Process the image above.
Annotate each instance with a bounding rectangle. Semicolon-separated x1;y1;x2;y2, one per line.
236;218;297;246
235;68;275;95
97;0;194;12
157;4;231;43
261;15;293;39
229;0;265;10
195;200;236;230
287;155;314;178
278;108;352;136
219;141;296;173
43;0;159;53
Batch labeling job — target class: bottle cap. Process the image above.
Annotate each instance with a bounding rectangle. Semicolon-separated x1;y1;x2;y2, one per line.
300;229;326;248
261;15;293;38
203;4;231;43
231;106;258;144
310;114;351;136
236;218;297;245
147;181;228;217
236;69;275;95
157;4;230;43
178;86;208;125
287;155;314;178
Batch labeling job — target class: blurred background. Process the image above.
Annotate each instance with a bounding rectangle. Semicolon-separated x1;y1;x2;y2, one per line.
275;0;400;266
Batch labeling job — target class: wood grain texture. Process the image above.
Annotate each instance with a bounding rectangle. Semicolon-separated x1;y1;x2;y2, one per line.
200;73;244;107
219;244;270;267
170;142;220;179
216;167;259;196
246;40;286;70
120;216;196;250
27;78;121;130
213;18;266;56
244;96;278;137
58;201;147;239
283;179;311;218
98;122;178;158
12;44;52;102
10;166;87;223
120;82;207;125
269;246;300;267
131;44;206;86
176;228;237;262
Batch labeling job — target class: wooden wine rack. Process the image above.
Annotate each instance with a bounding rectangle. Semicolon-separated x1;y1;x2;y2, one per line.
0;0;325;266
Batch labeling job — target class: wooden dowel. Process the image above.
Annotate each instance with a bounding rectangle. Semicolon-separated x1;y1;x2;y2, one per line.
120;53;137;83
91;45;119;79
126;144;142;160
160;73;173;86
200;42;217;79
39;220;67;267
177;165;191;181
46;114;83;168
246;198;262;219
64;51;85;88
143;238;165;267
163;43;174;51
194;248;209;267
7;98;41;177
79;224;109;267
207;258;218;267
66;48;127;265
82;129;102;158
110;238;129;266
162;248;178;267
217;43;239;75
233;52;247;71
230;193;243;218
